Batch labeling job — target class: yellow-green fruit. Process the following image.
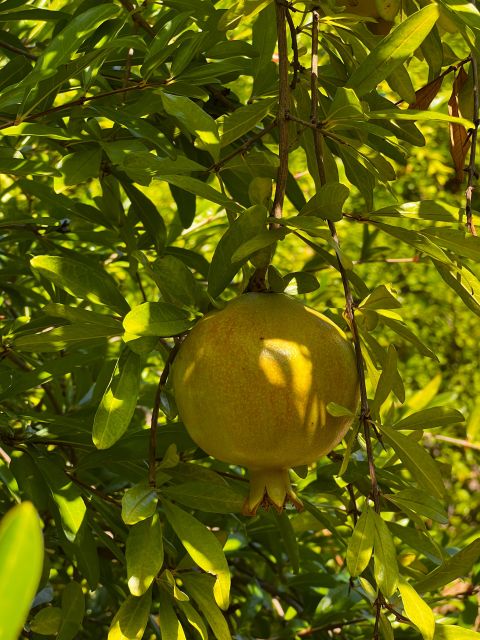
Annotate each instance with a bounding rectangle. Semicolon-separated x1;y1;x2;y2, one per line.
172;293;359;515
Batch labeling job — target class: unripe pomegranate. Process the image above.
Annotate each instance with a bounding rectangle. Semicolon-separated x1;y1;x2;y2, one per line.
172;293;359;515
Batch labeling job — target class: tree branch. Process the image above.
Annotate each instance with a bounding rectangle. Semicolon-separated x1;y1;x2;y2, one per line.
466;53;479;236
148;338;183;487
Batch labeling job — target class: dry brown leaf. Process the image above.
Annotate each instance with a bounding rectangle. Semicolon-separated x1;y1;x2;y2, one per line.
448;67;471;185
409;76;444;110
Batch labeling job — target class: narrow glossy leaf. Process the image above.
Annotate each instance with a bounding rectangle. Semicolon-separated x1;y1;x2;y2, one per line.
380;314;437;359
160;175;242;213
385;489;448;524
121;484;158;525
381;425;446;499
394;407;465;430
398;579;435;640
359;285;401;310
274;511;299;574
347;5;440;97
108;591;152;640
0;351;93;400
326;402;355;417
93;350;142;449
177;601;208;640
34;455;86;541
372;511;399;597
434;626;480;639
122;181;166;252
13;323;121;352
434;261;480;318
208;205;267;297
151;255;200;307
44;304;122;328
220;99;274;147
162;499;230;610
425;227;480;262
372;345;398;412
346;508;375;577
0;502;44;640
57;581;85;640
31;5;119;79
370;109;473;129
163;481;245;513
231;228;285;262
160;92;219;160
181;574;232;640
123;302;193;337
158;589;186;640
30;255;129;315
415;539;480;594
126;514;164;596
378;612;394;640
372;222;451;265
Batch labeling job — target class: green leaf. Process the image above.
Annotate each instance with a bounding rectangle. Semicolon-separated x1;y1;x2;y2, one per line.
298;183;350;221
359;285;401;311
163;481;246;513
126;514;164;596
370;109;473;129
34;454;86;541
372;345;398;412
30;607;63;635
121;181;166;253
93;350;142;449
326;402;355;417
399;579;435;640
274;511;300;574
177;601;208;640
381;425;446;499
158;589;187;640
208;205;267;297
346;508;375;577
434;261;480;318
394;407;465;430
43;303;122;328
161;175;242;213
162;499;230;610
30;255;129;315
385;489;448;524
231;228;285;262
108;591;152;640
347;5;440;97
151;255;201;308
160;92;220;160
12;323;122;352
121;484;158;525
434;626;480;639
0;502;44;640
220;99;275;147
123;302;193;337
59;148;102;185
181;574;232;640
0;351;94;400
28;4;119;85
57;581;85;640
415;539;480;594
380;314;437;359
372;511;399;597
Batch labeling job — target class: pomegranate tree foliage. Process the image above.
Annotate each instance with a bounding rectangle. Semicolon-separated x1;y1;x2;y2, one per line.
1;0;480;638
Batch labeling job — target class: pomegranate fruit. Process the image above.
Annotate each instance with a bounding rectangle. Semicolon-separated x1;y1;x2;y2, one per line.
172;293;359;515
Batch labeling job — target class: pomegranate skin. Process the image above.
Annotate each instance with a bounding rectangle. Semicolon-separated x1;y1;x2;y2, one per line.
172;293;359;512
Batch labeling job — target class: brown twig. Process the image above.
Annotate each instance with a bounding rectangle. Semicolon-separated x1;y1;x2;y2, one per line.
0;82;160;131
118;0;156;37
272;0;290;224
297;618;367;637
67;473;122;507
148;338;183;487
466;54;479;235
285;7;301;89
209;120;276;173
424;433;480;451
0;41;37;61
